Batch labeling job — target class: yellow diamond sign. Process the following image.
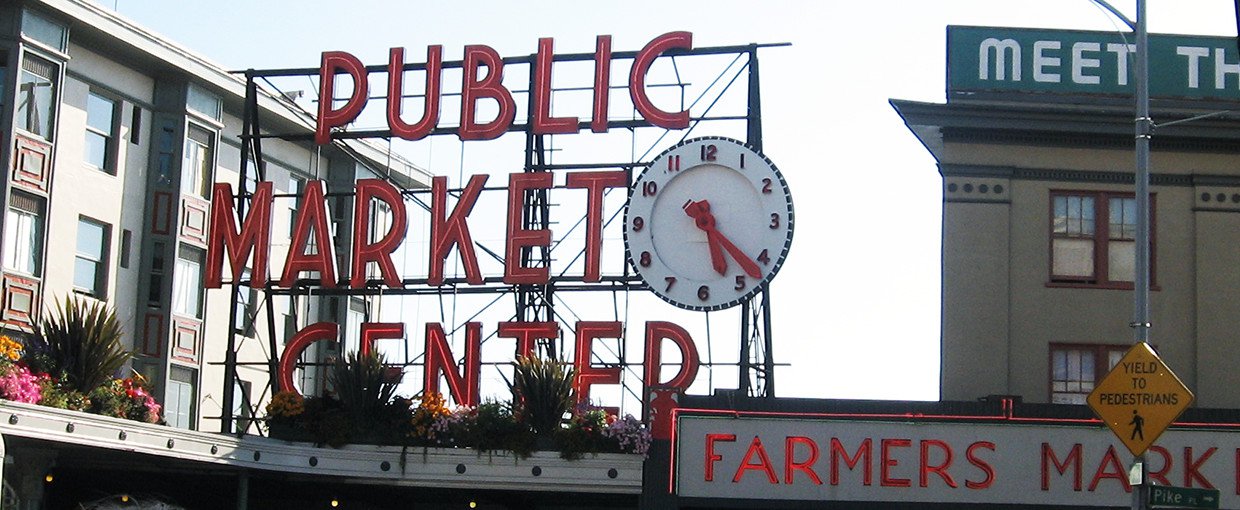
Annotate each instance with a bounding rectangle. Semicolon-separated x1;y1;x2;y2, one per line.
1087;343;1193;456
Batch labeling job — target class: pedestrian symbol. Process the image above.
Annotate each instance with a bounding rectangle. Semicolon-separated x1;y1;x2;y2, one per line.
1129;410;1144;441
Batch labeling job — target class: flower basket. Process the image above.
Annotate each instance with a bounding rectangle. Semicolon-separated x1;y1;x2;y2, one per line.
267;420;315;443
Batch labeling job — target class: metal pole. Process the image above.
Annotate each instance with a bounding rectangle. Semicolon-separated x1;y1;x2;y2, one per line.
1133;2;1151;510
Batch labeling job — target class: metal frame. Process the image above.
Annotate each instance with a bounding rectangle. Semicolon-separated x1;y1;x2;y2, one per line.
222;41;788;434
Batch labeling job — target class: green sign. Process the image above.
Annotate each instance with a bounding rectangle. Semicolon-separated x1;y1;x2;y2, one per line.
1150;485;1220;509
948;26;1240;102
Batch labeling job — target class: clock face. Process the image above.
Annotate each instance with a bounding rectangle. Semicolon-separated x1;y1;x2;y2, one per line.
624;137;794;311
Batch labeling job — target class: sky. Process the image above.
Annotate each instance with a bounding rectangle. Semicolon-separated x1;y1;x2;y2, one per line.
102;0;1240;403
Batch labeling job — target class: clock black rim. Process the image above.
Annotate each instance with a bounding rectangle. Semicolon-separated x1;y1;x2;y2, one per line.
623;136;795;312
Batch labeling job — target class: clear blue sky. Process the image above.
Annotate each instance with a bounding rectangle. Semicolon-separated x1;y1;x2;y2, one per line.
104;0;1240;402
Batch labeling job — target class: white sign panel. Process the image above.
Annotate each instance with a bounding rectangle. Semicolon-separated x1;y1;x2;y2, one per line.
675;414;1240;507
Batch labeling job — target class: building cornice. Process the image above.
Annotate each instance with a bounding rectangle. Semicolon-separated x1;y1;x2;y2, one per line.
891;98;1240;163
32;0;431;188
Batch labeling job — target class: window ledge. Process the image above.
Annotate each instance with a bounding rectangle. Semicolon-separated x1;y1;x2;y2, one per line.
1046;281;1161;291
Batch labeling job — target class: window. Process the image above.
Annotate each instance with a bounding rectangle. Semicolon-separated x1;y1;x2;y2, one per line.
85;92;117;172
186;83;222;121
344;298;367;354
234;268;256;336
173;246;204;318
148;241;166;307
1050;191;1150;286
73;217;110;296
17;54;58;140
182;124;215;198
166;366;196;430
21;10;67;52
3;192;44;276
1050;344;1127;404
288;175;305;234
366;200;393;280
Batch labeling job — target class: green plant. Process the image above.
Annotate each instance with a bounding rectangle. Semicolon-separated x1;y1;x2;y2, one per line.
510;356;574;437
329;350;399;422
470;399;534;456
27;296;130;394
555;407;610;460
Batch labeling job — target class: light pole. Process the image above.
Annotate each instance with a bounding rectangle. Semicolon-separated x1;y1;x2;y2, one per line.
1092;1;1151;509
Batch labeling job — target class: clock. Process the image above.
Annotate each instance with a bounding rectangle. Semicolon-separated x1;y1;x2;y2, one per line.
624;137;794;311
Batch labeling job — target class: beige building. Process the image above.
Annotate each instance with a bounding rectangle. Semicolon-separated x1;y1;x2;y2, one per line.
894;25;1240;408
0;0;428;432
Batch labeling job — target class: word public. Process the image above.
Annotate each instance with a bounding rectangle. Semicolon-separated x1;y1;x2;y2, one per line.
315;32;694;144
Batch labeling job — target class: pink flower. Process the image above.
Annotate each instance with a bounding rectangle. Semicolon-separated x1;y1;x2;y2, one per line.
0;365;42;404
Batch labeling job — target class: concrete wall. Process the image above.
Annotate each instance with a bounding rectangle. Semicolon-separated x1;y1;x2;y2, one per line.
939;139;1240;407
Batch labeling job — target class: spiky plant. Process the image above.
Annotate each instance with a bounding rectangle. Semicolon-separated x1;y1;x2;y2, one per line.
329;350;399;421
511;356;574;437
28;296;130;394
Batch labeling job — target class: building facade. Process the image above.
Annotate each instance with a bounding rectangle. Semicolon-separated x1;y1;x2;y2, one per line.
894;26;1240;408
0;0;428;435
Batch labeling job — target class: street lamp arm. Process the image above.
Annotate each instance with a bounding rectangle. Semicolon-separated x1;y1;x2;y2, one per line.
1092;0;1137;29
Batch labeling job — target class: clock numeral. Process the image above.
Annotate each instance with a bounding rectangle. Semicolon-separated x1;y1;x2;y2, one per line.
697;285;710;301
631;216;644;232
757;249;771;265
664;277;677;292
734;275;746;291
642;181;658;197
639;251;652;267
769;213;780;229
700;144;717;161
762;177;773;194
667;155;681;172
740;153;746;169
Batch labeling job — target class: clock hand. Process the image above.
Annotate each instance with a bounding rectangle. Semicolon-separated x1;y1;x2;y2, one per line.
709;229;762;279
684;200;727;274
683;199;762;278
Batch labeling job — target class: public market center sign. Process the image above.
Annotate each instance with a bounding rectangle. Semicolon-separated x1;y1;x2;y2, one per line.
949;26;1240;102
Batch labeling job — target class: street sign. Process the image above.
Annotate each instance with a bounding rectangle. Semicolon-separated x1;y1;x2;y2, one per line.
1086;343;1193;456
1150;485;1220;509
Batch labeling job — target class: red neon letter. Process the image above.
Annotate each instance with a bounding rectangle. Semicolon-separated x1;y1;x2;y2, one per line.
1088;446;1131;493
830;438;873;486
785;436;823;485
387;46;442;141
965;441;995;489
278;322;338;395
280;180;338;287
572;321;622;408
360;322;404;358
733;436;778;484
919;439;957;488
1185;447;1217;488
1041;443;1083;491
531;38;578;134
206;182;272;288
880;438;912;488
705;433;736;482
316;51;369;145
629;32;692;129
505;172;553;284
497;321;558;359
565;171;626;282
643;321;700;389
350;179;407;288
592;35;612;133
459;45;515;141
428;174;487;286
423;322;481;407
